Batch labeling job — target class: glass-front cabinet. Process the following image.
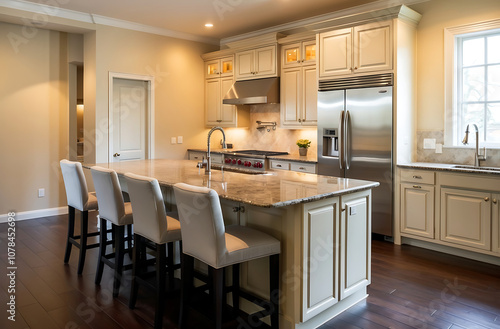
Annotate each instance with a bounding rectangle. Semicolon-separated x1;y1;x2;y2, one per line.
282;40;316;68
205;56;234;78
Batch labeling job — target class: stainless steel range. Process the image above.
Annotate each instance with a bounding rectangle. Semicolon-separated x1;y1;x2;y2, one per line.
223;150;288;171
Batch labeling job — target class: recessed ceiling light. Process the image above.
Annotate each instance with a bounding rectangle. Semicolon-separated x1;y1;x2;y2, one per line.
205;23;213;28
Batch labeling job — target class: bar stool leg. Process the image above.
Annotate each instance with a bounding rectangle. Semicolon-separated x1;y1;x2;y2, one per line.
129;234;141;309
269;254;280;329
179;253;194;329
95;217;108;285
232;264;240;315
113;225;125;297
212;267;224;329
167;242;175;290
64;206;75;263
77;210;89;275
154;244;167;329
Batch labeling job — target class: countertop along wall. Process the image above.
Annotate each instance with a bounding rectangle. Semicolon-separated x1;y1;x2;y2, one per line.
409;0;500;165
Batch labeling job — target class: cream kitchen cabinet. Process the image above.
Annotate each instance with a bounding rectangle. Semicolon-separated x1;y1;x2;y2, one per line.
399;170;435;239
280;45;317;128
270;159;317;174
440;188;492;251
492;193;500;254
318;21;392;78
235;45;277;80
188;150;223;164
282;40;316;68
302;189;371;320
205;76;237;126
205;56;234;79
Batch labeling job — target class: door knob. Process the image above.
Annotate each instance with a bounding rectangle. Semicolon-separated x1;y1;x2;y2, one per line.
113;153;121;157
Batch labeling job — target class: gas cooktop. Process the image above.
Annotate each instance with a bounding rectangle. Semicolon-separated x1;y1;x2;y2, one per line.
232;150;288;156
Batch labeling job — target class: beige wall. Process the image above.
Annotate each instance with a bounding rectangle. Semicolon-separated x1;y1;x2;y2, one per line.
410;0;500;132
0;22;69;214
0;21;217;216
89;25;217;163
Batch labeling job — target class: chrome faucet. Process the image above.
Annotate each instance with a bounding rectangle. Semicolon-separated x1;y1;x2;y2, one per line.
206;126;227;174
462;123;486;167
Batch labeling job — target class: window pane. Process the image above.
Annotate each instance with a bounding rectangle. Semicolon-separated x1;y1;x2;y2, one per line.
487;35;500;64
463;67;485;101
463;37;485;66
488;64;500;101
487;103;500;142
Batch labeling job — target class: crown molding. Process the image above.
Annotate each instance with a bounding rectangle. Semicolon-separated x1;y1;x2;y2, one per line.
220;0;427;45
0;0;219;45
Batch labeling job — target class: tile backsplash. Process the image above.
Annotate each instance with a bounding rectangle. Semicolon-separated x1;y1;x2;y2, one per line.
210;104;318;157
417;130;500;167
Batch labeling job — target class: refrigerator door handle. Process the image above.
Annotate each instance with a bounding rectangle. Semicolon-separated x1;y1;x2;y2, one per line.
339;111;345;170
345;110;351;170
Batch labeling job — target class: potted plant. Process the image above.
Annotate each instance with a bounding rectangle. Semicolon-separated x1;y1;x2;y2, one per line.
296;139;311;156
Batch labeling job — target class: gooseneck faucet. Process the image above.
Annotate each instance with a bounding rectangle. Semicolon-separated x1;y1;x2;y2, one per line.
206;126;227;174
462;123;486;167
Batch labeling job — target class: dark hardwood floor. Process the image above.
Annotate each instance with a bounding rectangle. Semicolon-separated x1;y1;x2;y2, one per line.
1;213;499;329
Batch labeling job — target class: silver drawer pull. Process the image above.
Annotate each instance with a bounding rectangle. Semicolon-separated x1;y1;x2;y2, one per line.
276;164;282;167
299;167;305;170
413;185;422;189
412;175;422;179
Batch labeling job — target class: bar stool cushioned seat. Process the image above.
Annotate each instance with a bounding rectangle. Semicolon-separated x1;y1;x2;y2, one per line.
91;166;134;297
173;183;280;329
125;173;182;329
60;159;99;275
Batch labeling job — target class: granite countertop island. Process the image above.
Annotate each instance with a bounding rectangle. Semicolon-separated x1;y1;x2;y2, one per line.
84;159;376;208
83;159;378;329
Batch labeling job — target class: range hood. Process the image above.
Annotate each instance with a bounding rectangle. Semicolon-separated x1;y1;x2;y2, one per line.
223;77;279;105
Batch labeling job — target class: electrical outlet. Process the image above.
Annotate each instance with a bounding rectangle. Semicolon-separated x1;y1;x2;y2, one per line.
177;136;183;144
435;143;443;153
170;137;176;144
38;188;45;198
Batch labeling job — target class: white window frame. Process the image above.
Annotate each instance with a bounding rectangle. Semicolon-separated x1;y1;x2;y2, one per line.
444;18;500;147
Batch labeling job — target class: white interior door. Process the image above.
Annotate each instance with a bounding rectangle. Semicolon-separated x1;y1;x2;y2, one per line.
112;78;148;162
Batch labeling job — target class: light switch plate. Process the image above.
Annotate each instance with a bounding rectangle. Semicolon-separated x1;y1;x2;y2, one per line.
177;136;183;144
423;138;436;149
38;188;45;198
171;137;176;144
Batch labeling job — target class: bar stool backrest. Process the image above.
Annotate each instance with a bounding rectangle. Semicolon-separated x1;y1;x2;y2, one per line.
60;159;90;211
125;173;167;244
91;166;126;225
173;183;227;269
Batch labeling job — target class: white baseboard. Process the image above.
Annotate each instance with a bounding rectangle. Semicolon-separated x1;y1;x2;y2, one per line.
0;207;68;223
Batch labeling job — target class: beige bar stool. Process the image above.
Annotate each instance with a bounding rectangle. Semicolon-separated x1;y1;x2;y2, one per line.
173;183;281;329
125;173;182;329
60;159;100;275
91;166;134;297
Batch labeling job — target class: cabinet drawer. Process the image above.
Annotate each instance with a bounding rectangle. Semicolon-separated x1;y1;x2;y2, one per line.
188;152;205;161
270;160;290;170
291;162;316;174
400;170;435;185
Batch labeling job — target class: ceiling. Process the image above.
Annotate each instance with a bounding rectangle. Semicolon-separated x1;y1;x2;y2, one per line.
13;0;398;41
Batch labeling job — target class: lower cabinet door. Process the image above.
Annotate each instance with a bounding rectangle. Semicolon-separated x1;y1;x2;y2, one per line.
440;188;491;250
400;183;435;239
493;193;500;254
340;190;371;300
302;198;339;321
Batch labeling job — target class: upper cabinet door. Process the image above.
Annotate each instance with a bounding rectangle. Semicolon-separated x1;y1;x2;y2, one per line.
205;57;234;79
353;21;392;74
319;28;353;77
235;50;255;79
302;40;317;65
235;45;277;80
282;43;301;68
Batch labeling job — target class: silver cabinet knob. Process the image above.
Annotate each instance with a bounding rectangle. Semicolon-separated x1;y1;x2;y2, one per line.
113;153;120;157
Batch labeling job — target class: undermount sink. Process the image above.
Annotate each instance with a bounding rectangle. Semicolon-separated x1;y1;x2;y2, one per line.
452;165;500;172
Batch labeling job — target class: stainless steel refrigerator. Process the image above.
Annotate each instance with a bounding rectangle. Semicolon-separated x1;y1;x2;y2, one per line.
317;74;393;236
